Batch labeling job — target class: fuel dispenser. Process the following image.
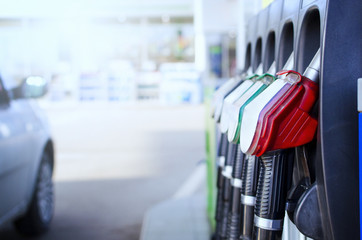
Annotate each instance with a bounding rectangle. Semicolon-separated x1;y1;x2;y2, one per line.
215;61;279;239
220;53;292;240
223;61;279;240
213;64;265;240
227;63;276;144
216;70;261;240
236;53;293;240
238;50;320;240
226;147;243;240
207;1;360;239
218;141;239;240
211;67;254;240
212;67;252;123
211;68;253;238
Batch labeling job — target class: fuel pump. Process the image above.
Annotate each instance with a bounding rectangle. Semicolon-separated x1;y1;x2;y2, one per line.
215;65;263;240
223;62;278;240
239;50;320;240
226;147;244;240
214;132;229;240
212;67;251;223
226;72;274;143
217;143;239;240
212;67;253;122
239;51;320;155
236;54;294;240
219;64;263;134
212;67;252;240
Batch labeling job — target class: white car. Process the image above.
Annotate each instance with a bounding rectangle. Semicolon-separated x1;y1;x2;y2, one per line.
0;76;54;236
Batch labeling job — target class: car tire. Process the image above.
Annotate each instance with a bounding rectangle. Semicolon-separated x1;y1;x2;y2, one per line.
14;151;54;236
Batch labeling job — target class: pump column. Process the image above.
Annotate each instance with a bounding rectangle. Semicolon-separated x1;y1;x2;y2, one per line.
358;78;362;240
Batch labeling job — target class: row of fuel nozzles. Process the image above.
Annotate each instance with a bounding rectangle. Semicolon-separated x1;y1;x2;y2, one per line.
211;49;320;157
210;49;321;240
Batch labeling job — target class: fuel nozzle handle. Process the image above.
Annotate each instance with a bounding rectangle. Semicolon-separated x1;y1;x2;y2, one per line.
214;133;229;239
253;150;293;240
239;155;259;240
303;49;321;83
218;143;238;239
226;147;244;240
252;50;321;240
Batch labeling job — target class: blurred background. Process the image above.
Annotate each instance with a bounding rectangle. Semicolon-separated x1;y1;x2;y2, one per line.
0;0;269;239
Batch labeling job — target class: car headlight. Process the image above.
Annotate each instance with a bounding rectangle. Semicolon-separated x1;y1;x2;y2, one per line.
227;74;275;143
219;75;257;132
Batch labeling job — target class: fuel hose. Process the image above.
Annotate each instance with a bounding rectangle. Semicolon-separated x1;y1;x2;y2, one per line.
215;133;229;239
239;155;259;240
218;143;238;239
226;146;244;240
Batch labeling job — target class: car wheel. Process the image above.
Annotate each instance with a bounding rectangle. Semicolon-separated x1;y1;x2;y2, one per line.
14;151;54;236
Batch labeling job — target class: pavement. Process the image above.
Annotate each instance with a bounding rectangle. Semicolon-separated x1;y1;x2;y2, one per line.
140;194;210;240
0;102;208;240
140;163;211;240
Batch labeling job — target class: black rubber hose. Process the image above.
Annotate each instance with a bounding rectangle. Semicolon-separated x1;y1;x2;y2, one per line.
226;146;244;240
214;133;229;240
253;150;293;240
218;134;229;188
218;143;238;240
215;134;229;221
239;155;259;240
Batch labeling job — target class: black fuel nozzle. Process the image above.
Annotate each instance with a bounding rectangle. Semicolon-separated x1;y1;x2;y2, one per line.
251;49;321;240
215;133;229;238
226;147;244;240
216;143;238;240
252;150;294;240
239;154;259;240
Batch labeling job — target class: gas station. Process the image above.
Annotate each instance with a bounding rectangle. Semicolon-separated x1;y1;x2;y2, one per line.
0;0;360;240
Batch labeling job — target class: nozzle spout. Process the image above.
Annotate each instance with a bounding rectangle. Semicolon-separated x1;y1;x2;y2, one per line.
255;63;263;75
303;49;321;83
266;61;276;75
246;66;253;76
282;52;294;70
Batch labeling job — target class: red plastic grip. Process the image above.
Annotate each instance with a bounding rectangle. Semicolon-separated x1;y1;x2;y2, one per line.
249;74;319;156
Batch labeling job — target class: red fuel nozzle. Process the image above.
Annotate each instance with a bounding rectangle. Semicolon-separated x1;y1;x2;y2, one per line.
249;71;319;156
239;50;321;156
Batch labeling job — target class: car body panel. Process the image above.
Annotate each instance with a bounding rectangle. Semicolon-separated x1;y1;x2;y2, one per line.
0;78;53;226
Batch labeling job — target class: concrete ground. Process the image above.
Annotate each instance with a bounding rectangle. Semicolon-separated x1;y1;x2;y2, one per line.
0;102;206;240
140;192;210;240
